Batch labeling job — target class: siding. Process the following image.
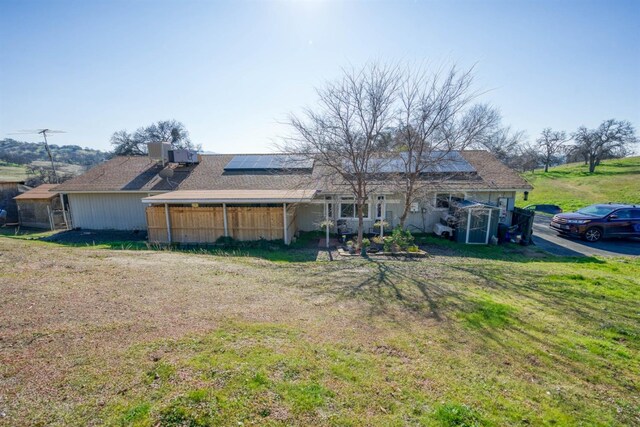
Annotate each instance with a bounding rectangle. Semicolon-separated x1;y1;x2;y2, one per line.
296;203;324;232
67;193;148;230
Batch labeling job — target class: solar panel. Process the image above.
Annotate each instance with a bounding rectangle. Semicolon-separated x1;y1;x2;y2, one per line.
224;155;314;171
346;151;476;173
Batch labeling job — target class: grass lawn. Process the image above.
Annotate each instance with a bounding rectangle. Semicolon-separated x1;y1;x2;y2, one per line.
0;236;638;426
516;156;640;212
0;161;28;181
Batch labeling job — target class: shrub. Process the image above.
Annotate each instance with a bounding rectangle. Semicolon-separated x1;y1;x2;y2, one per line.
390;227;414;250
361;238;370;248
371;235;384;245
407;245;420;253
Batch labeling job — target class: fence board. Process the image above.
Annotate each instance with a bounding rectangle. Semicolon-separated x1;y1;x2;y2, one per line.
146;205;287;243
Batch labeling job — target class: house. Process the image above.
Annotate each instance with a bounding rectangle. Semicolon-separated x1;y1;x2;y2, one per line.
52;149;532;245
14;184;67;229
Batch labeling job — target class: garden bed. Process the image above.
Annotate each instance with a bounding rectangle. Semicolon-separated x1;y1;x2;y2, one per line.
337;247;428;258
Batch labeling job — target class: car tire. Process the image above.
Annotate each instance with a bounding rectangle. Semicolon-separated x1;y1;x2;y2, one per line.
583;227;603;243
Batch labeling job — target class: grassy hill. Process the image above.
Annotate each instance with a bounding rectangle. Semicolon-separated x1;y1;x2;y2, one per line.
517;156;640;212
0;161;28;181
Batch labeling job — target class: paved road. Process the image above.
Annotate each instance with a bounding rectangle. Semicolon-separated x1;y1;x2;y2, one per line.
531;214;640;257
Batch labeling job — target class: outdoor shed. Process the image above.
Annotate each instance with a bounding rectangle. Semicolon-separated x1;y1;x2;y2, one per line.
142;189;317;245
14;184;66;229
452;200;501;244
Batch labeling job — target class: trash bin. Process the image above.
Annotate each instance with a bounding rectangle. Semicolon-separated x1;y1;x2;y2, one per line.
497;223;509;243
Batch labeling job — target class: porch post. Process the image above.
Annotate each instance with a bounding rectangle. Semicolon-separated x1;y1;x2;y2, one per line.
380;197;385;238
223;203;228;237
465;209;471;244
164;203;172;243
325;199;330;248
283;203;288;245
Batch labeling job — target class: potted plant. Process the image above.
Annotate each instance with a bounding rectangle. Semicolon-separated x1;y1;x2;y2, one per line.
370;235;384;252
345;240;355;254
373;219;389;235
318;219;334;232
361;238;371;255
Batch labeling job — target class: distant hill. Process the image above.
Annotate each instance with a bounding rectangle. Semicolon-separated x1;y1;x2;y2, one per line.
0;138;109;167
516;156;640;211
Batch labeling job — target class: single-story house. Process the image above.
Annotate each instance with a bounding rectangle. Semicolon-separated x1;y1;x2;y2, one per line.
14;184;67;229
52;150;532;245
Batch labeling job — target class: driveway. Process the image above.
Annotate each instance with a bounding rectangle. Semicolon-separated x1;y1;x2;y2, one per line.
531;214;640;257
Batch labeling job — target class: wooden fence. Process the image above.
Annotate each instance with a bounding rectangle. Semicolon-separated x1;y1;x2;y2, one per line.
146;205;292;244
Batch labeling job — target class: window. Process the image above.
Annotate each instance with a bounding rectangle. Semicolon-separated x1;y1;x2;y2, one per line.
339;197;369;219
435;193;465;209
376;196;385;219
325;196;333;218
577;205;617;217
613;209;633;219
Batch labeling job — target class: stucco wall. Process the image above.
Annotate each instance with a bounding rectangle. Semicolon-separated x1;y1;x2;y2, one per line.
67;192;149;230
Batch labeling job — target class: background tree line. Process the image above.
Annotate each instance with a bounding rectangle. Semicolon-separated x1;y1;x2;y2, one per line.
0;138;109;166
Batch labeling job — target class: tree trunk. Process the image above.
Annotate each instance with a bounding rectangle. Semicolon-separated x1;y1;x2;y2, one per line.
357;202;364;250
544;163;549;173
399;195;410;229
588;155;597;173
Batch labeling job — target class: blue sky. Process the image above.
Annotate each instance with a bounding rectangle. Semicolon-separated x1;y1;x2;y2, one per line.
1;0;638;153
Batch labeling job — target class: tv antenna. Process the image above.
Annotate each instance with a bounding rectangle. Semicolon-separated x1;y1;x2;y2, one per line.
8;128;67;183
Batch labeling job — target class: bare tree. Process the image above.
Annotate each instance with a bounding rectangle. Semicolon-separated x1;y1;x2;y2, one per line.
513;142;541;173
285;63;401;248
573;119;637;173
477;124;527;169
111;119;198;156
536;128;569;172
393;65;499;227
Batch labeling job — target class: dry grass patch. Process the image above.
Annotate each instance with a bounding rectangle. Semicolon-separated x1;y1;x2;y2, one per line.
0;238;638;426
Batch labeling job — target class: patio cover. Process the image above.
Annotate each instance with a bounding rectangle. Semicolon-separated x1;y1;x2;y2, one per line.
142;189;317;204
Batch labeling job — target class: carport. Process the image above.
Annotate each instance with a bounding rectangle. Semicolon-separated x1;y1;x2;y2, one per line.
141;189;317;245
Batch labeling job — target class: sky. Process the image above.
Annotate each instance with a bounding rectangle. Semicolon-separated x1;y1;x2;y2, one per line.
1;0;639;153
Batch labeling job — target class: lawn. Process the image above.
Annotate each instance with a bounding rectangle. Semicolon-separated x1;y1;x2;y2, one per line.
0;236;638;426
516;156;640;212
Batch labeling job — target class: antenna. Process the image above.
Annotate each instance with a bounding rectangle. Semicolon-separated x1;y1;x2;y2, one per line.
7;128;67;184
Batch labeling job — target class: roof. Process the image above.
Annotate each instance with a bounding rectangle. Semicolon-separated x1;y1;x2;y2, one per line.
460;151;533;191
53;150;532;194
142;189;317;204
52;157;178;192
13;184;59;200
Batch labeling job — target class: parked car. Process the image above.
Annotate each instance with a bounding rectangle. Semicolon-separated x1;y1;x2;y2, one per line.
549;203;640;242
523;204;563;215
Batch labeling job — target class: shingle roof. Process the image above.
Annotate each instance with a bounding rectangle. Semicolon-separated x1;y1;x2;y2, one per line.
53;151;531;194
53;157;185;192
460;150;533;190
13;184;59;200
